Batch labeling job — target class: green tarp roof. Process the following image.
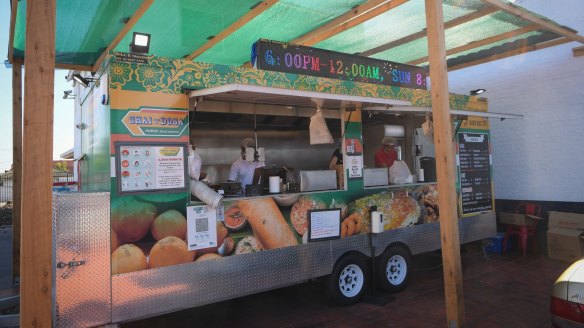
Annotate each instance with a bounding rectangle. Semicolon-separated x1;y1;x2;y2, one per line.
9;0;578;70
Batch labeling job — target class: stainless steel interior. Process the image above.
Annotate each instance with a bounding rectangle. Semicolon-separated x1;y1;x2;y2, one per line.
188;88;348;186
186;84;434;187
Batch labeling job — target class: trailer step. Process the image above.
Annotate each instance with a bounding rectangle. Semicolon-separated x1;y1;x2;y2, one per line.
0;292;19;328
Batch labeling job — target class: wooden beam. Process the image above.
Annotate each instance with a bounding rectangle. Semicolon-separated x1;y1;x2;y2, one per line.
360;6;497;56
449;37;571;71
7;60;93;72
92;0;154;72
56;63;94;72
573;45;584;57
442;6;497;29
480;0;584;44
292;0;392;45
10;64;94;83
407;25;539;65
12;60;22;282
8;0;18;63
297;0;409;47
22;0;56;326
424;0;464;327
186;0;279;61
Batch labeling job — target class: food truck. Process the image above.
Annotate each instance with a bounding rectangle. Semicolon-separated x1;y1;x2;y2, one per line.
53;42;501;326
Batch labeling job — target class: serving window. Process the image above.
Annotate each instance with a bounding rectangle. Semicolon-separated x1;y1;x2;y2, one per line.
189;100;344;198
361;111;435;187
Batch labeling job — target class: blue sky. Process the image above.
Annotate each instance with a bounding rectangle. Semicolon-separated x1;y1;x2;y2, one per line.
0;1;74;172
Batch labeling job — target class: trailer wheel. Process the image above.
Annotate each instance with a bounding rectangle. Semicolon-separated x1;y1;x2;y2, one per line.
325;254;368;305
377;245;412;293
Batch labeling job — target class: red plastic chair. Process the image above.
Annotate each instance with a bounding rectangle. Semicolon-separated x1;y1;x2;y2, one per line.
502;203;542;256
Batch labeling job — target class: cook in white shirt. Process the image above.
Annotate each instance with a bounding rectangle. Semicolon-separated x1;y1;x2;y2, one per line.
228;138;265;191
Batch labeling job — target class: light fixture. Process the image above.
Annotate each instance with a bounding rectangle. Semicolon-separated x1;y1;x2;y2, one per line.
384;125;405;137
72;74;97;88
65;70;79;82
129;32;150;54
470;88;486;95
63;90;75;100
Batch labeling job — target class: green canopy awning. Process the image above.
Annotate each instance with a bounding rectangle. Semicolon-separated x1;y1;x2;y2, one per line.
9;0;583;71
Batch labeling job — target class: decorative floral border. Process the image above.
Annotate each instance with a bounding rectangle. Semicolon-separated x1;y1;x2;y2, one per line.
107;52;476;110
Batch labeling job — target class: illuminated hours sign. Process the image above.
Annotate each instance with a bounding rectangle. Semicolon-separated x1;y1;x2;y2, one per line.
252;39;428;90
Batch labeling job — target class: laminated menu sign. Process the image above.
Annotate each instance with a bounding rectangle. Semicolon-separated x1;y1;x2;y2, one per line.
457;132;493;215
155;147;185;189
308;209;341;241
187;205;218;251
117;143;187;193
347;155;363;179
345;138;363;155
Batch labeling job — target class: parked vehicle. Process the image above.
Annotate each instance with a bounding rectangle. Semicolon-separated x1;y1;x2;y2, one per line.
551;259;584;327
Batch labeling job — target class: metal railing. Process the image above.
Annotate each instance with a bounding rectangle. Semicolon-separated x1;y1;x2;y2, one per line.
0;173;13;204
52;171;75;184
0;171;77;203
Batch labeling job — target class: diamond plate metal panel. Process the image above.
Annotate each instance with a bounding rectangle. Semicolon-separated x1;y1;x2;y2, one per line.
460;212;497;243
112;236;370;323
53;192;111;327
330;233;371;260
371;212;496;257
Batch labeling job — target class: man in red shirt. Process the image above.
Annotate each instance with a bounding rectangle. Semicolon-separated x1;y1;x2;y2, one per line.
375;136;398;168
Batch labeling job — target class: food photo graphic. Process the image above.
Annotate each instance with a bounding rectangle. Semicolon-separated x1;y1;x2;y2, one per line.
110;185;441;274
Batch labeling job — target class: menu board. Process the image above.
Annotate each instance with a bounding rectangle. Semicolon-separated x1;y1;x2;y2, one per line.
117;143;187;194
457;133;493;215
308;209;341;242
253;39;428;90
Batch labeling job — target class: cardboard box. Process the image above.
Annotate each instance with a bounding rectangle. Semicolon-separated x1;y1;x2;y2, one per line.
547;212;584;262
499;212;537;226
548;211;584;230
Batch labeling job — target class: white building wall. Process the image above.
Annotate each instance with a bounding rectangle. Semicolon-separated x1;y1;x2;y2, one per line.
448;0;584;202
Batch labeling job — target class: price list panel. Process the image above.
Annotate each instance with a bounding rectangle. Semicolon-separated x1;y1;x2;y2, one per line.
116;143;188;195
457;133;493;215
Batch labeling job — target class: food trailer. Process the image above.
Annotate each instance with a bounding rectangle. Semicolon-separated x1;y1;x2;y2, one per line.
53;43;501;326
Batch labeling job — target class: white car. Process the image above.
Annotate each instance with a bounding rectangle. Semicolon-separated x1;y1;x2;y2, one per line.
552;259;584;327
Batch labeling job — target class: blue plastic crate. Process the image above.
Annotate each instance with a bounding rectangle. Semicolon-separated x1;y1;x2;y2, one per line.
484;232;511;253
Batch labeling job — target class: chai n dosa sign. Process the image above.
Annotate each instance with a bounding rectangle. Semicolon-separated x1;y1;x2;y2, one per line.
121;107;189;137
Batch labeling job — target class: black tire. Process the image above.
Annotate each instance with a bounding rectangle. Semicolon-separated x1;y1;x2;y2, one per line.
376;245;412;293
325;254;369;305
